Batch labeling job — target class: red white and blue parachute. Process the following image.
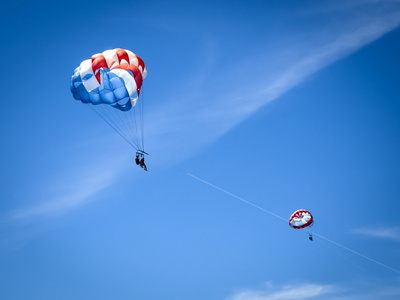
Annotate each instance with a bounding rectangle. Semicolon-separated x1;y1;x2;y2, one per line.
70;48;148;151
71;48;147;111
289;209;313;229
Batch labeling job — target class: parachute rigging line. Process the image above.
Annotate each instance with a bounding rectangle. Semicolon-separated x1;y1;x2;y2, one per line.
311;231;400;275
187;173;286;222
315;234;366;272
187;173;400;275
140;89;145;151
88;105;137;150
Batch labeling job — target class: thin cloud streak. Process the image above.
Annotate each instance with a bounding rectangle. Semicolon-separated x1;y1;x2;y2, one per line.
146;6;400;162
226;281;400;300
352;227;400;241
208;11;400;125
11;175;110;220
226;283;334;300
8;153;131;222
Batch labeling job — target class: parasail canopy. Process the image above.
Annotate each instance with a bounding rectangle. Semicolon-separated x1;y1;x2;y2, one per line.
289;209;313;229
71;48;147;111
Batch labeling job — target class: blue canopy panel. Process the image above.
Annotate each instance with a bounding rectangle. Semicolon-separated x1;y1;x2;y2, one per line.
70;67;134;112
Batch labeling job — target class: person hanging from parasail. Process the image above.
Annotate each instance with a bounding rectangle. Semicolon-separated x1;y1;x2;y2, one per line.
135;152;148;171
139;156;147;171
289;209;314;241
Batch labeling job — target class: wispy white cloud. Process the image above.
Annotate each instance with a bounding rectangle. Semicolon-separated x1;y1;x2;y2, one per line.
8;151;131;222
145;2;400;162
226;283;335;300
226;281;400;300
0;150;133;249
11;173;110;221
352;227;400;241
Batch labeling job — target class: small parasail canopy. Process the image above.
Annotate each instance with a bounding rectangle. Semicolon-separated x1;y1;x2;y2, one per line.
289;209;313;229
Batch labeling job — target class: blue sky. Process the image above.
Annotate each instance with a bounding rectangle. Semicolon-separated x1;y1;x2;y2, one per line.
1;0;400;299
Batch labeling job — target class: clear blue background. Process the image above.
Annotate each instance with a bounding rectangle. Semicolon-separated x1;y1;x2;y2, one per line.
1;0;400;299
